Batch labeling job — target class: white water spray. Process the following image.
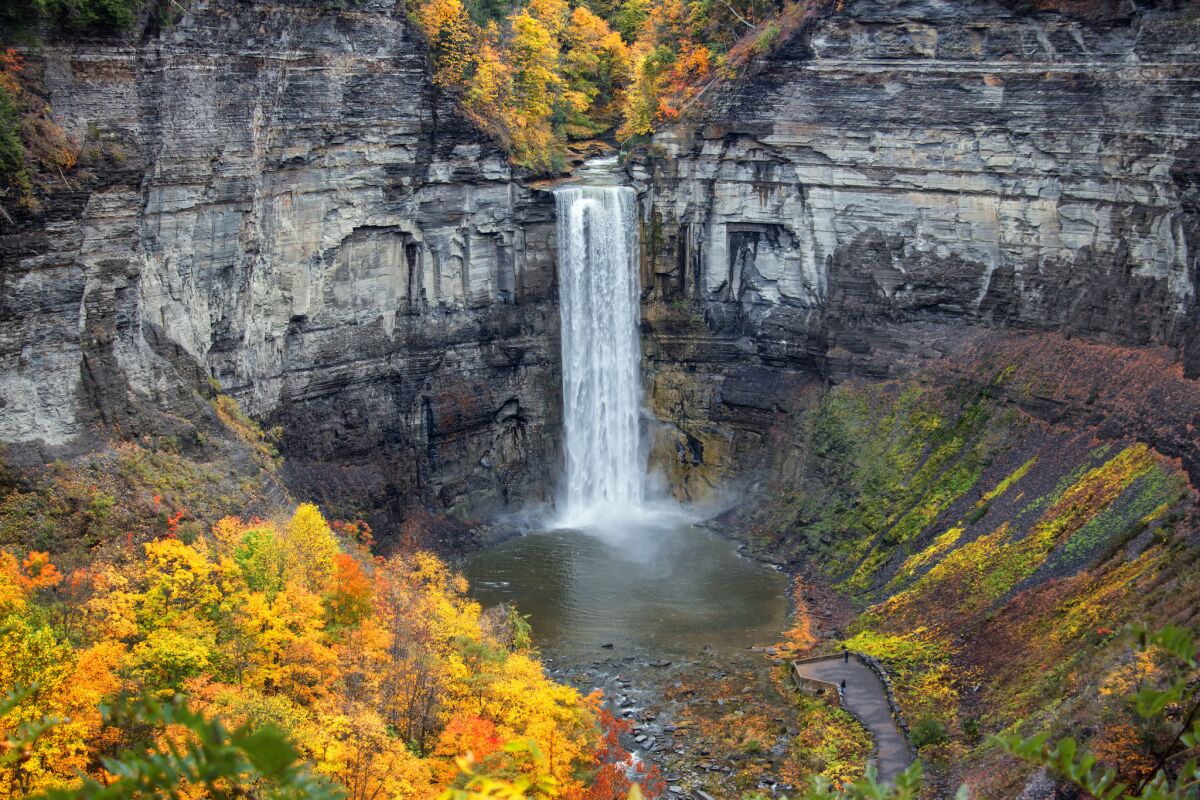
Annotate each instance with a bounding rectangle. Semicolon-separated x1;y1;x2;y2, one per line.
555;185;644;525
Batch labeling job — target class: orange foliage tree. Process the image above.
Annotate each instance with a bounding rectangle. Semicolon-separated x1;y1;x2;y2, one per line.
0;504;621;797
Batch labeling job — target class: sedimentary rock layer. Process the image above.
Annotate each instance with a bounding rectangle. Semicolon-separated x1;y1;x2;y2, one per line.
634;0;1200;498
0;0;560;527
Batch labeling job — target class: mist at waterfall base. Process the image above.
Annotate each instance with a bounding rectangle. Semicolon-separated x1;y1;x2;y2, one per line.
463;178;787;662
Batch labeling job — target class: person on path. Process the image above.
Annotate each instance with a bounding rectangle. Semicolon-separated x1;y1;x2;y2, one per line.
843;647;849;664
840;678;846;691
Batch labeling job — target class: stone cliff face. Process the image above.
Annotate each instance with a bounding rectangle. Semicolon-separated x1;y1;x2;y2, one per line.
5;0;1199;532
0;0;560;531
632;0;1200;500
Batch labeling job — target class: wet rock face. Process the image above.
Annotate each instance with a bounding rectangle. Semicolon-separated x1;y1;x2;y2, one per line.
0;0;561;530
635;0;1200;499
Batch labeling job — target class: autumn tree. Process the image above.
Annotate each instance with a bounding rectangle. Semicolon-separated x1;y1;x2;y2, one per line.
232;523;287;598
326;553;373;629
414;0;478;88
374;553;460;754
466;23;515;142
282;502;340;594
617;43;670;139
529;0;571;36
506;8;564;170
304;706;432;800
563;6;631;135
611;0;651;40
0;504;611;797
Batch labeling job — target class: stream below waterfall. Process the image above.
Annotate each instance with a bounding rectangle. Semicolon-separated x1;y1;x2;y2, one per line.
460;160;798;794
463;512;793;792
464;511;789;662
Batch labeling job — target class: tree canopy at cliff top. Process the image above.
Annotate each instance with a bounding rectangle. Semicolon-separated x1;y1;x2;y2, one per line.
410;0;832;173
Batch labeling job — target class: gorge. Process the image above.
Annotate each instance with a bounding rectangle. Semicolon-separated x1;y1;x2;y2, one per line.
1;0;1199;796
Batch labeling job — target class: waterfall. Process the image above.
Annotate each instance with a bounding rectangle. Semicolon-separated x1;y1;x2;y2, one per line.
555;185;644;524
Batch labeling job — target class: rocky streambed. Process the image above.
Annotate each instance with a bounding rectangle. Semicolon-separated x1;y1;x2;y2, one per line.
463;510;861;796
545;647;807;797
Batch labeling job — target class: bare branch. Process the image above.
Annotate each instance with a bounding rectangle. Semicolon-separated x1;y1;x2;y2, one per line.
723;0;757;28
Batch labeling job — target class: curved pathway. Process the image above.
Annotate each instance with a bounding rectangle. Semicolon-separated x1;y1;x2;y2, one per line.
792;654;913;782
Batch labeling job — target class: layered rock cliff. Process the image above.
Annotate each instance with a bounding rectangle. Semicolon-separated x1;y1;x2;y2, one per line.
627;13;1200;789
4;0;1199;537
633;0;1200;500
0;0;560;531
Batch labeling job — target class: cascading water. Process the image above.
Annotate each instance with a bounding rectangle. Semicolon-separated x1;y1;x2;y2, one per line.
555;185;644;525
467;169;788;747
466;170;787;681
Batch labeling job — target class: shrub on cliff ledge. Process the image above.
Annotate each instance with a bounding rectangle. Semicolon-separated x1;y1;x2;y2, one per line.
0;49;78;214
0;0;144;33
0;82;23;188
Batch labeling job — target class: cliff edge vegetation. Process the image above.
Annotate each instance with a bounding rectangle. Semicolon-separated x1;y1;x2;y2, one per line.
409;0;836;172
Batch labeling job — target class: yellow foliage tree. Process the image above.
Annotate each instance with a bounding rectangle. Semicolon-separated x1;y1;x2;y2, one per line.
305;704;434;800
507;9;563;170
0;505;607;797
414;0;477;88
616;43;662;140
563;6;631;135
0;551;120;794
282;502;340;594
528;0;570;37
466;23;513;140
0;551;29;616
475;652;596;793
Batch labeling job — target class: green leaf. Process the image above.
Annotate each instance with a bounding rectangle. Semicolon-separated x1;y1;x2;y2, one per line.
1130;680;1187;719
1134;624;1198;667
239;725;301;776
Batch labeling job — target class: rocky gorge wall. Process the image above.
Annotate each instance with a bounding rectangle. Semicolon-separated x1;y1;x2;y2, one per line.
4;0;1200;538
628;12;1200;787
0;0;561;532
632;0;1200;500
